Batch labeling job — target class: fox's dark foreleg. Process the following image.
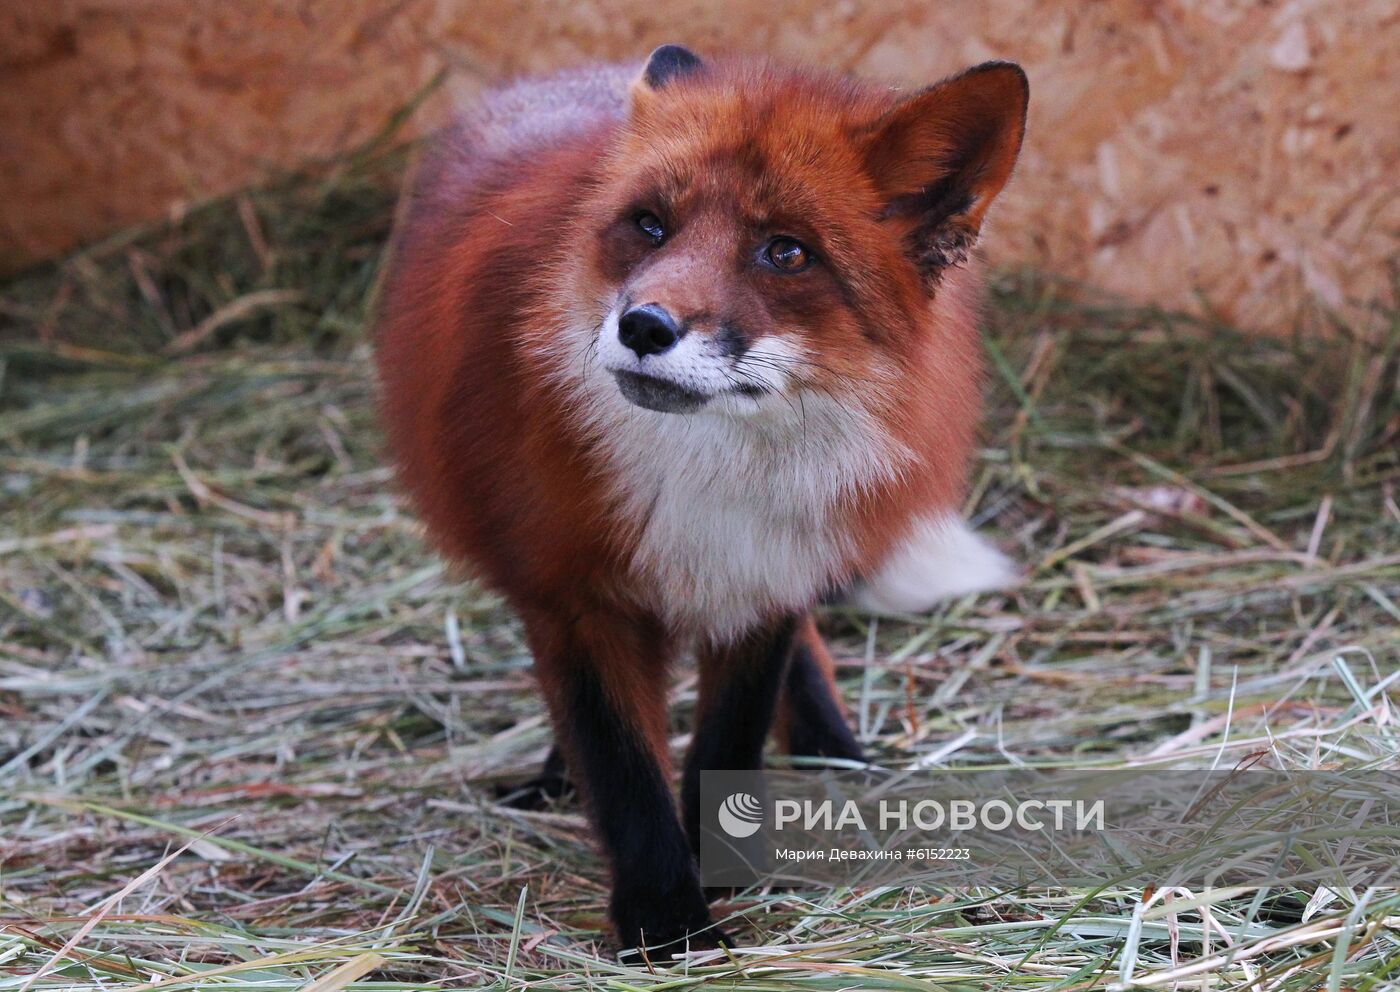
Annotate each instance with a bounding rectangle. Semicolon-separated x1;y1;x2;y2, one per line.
681;615;798;854
774;615;865;762
505;613;859;816
522;608;720;958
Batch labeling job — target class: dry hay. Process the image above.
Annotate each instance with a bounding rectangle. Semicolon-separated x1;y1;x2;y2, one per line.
1;144;1399;990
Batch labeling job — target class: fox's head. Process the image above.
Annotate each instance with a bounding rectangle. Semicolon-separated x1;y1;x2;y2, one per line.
569;45;1027;418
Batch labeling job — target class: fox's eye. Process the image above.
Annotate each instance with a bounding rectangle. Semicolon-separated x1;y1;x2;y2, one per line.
635;211;666;242
764;236;811;272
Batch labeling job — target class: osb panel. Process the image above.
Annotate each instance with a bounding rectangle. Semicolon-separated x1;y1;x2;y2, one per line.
2;0;1397;333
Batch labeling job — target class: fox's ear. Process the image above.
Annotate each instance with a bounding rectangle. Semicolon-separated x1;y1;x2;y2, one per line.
633;44;704;94
859;61;1028;279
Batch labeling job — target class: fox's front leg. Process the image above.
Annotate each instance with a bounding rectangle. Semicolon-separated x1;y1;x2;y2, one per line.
522;607;720;957
773;615;865;761
681;616;797;852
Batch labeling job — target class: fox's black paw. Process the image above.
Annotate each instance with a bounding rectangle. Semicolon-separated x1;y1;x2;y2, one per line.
496;746;572;810
786;733;866;763
495;772;574;810
613;880;728;963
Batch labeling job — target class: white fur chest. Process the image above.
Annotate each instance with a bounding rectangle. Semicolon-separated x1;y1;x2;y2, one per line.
584;382;905;641
539;310;911;640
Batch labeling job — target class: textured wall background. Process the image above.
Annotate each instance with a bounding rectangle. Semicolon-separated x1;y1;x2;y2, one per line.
2;0;1397;333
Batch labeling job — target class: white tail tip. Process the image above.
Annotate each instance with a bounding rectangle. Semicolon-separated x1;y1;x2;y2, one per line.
849;515;1018;615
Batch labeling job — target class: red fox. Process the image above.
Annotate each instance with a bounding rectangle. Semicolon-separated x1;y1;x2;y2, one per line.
375;45;1026;955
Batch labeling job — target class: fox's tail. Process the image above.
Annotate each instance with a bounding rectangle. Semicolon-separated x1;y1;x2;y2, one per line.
848;515;1018;615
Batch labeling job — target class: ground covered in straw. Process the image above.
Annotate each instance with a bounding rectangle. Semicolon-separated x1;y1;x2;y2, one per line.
2;149;1398;991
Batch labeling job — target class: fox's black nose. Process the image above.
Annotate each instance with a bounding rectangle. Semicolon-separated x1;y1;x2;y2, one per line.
618;304;681;358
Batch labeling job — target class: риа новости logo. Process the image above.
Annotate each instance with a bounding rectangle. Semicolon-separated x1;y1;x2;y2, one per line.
718;792;764;838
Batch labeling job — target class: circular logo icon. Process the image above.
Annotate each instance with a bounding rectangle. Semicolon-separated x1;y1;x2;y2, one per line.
717;792;764;838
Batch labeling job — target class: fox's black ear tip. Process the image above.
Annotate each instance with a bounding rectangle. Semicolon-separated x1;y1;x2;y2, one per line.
964;60;1029;96
642;44;704;89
